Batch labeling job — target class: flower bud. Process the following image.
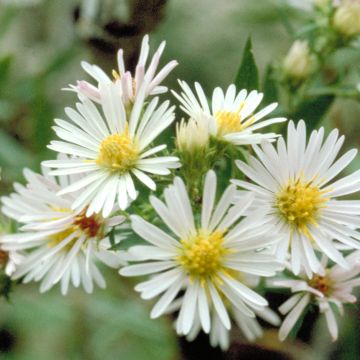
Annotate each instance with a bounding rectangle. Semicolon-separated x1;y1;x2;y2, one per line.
283;40;313;81
333;1;360;37
176;116;210;154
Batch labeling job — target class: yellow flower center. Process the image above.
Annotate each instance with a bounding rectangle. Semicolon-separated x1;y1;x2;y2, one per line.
276;179;328;234
309;274;333;296
215;102;255;136
178;230;228;283
96;128;138;172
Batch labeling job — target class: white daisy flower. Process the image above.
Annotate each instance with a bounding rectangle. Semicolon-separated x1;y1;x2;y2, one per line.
232;120;360;277
172;81;286;146
274;252;360;341
1;167;126;294
69;34;178;105
43;81;179;216
120;170;282;336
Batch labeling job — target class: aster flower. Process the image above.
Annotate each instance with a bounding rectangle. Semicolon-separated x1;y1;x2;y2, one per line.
43;81;179;216
120;170;282;336
1;166;126;294
274;252;360;341
69;34;178;105
232;120;360;277
172;81;286;146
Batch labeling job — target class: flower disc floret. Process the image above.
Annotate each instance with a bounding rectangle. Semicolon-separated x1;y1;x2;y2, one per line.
96;131;138;172
309;274;333;297
178;230;227;281
215;109;249;135
276;179;328;232
74;211;103;238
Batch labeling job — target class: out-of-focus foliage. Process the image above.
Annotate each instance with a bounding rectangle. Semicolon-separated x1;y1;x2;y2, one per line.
0;0;359;359
0;271;176;360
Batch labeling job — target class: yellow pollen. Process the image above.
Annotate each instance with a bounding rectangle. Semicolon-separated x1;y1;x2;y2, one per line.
112;69;121;80
96;127;138;172
215;102;255;135
276;179;328;234
178;230;228;283
309;274;333;296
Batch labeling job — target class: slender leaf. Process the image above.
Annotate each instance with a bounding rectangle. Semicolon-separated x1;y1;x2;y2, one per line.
0;55;12;86
235;37;259;90
293;95;334;131
263;63;278;105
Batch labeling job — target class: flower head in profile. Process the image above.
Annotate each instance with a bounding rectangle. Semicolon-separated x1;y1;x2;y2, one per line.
43;82;179;216
120;171;282;337
274;252;360;341
176;116;210;154
172;81;286;146
69;35;178;105
1;166;126;294
233;120;360;277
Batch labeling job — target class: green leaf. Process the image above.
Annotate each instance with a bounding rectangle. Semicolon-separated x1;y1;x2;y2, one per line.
31;85;54;152
0;55;12;87
235;37;259;91
293;95;334;131
263;63;278;105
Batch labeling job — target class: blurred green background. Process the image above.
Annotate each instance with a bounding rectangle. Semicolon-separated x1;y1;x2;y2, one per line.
0;0;359;359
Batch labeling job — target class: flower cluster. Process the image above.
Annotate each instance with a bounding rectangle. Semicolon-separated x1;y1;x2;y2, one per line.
1;35;360;352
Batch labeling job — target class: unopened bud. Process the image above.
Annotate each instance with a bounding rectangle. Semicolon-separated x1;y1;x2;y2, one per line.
283;40;313;80
176;116;210;153
333;1;360;37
